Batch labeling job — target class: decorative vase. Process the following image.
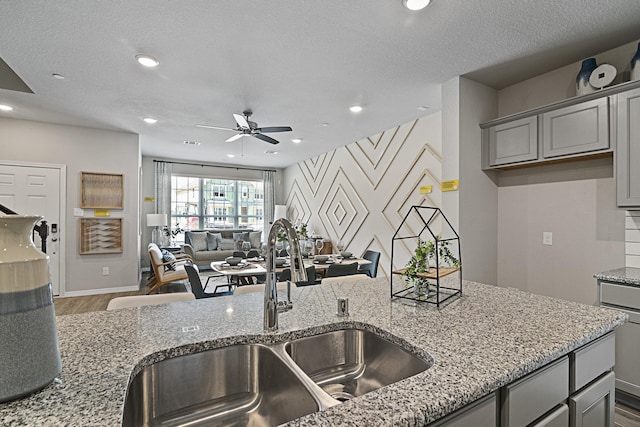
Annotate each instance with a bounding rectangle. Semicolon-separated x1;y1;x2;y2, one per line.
576;58;598;96
0;215;61;402
631;42;640;81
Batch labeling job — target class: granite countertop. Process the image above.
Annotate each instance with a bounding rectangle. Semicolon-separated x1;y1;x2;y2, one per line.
0;278;626;426
594;267;640;287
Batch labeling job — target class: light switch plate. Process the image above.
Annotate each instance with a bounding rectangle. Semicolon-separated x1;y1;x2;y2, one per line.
543;231;553;246
74;207;84;217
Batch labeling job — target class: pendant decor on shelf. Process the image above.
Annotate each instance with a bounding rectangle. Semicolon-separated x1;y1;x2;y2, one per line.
0;215;61;403
631;42;640;81
576;58;598;96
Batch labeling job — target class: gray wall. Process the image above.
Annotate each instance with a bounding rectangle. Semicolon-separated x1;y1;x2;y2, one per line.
0;117;140;295
492;42;633;304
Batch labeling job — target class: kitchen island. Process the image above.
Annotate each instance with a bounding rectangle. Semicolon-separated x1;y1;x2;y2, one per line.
0;278;626;426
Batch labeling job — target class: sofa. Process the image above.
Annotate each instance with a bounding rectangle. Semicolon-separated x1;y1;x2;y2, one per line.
182;229;262;268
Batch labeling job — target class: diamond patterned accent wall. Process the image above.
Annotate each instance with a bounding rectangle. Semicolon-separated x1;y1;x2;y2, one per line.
283;111;443;277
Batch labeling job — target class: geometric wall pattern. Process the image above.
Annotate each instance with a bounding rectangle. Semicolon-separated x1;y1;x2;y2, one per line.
283;111;443;277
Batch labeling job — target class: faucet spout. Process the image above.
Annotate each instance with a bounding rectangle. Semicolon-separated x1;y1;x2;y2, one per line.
264;218;307;332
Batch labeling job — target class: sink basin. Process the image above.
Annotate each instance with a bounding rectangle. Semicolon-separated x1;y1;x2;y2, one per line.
284;328;431;401
122;344;319;427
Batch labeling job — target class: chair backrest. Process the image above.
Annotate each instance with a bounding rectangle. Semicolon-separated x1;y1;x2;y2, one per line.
148;243;165;278
279;266;316;286
321;274;370;285
325;262;358;278
184;264;208;299
359;250;381;278
234;282;292;295
106;293;194;310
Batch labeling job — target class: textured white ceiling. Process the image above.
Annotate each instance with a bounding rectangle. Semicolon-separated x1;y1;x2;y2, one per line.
1;1;640;168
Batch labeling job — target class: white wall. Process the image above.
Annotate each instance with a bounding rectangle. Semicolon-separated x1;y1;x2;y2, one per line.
283;112;443;277
0;117;140;295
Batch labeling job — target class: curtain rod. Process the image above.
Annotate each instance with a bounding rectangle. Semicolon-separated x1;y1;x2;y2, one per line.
153;159;276;173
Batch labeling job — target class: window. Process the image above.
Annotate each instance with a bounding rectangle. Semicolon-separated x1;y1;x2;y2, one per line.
170;176;264;242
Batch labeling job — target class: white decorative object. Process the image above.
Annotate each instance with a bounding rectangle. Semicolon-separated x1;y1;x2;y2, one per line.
0;215;61;402
147;213;167;245
589;64;617;90
274;205;287;220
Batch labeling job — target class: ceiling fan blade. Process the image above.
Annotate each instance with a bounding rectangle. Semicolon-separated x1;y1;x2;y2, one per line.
253;133;280;145
226;134;244;143
196;124;236;131
233;113;250;129
256;126;292;133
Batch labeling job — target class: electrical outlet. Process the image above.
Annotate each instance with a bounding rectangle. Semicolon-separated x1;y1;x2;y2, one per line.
102;267;109;276
543;232;553;246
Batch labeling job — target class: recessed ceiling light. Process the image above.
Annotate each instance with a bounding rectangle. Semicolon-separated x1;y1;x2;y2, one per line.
417;106;429;111
143;117;158;124
322;122;329;127
349;105;363;113
265;150;279;155
52;73;65;80
183;140;200;146
135;54;159;68
291;138;302;143
227;154;235;158
403;0;431;11
0;104;14;112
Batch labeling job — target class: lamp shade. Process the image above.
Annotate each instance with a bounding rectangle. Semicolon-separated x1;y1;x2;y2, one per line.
146;213;168;227
274;205;287;220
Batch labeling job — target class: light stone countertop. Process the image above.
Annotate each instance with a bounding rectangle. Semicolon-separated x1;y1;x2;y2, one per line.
0;278;627;426
594;267;640;287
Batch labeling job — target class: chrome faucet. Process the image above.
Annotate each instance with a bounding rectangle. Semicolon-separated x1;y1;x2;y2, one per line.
264;218;307;332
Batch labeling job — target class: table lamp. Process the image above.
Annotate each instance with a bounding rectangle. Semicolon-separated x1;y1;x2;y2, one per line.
147;213;168;245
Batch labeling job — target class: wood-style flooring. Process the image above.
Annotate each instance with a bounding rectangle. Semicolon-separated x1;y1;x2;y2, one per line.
54;289;640;425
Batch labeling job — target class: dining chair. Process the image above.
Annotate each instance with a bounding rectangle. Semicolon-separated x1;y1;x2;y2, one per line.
233;281;292;295
325;262;358;278
320;274;370;285
185;264;232;298
106;293;195;310
357;250;381;278
278;266;316;286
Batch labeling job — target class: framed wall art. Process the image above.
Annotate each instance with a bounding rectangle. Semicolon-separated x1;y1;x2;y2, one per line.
79;218;123;255
80;172;124;209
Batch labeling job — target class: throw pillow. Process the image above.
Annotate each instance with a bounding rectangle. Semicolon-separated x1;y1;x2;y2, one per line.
233;231;250;243
161;249;177;271
249;231;262;248
206;232;221;251
218;238;236;251
189;232;208;252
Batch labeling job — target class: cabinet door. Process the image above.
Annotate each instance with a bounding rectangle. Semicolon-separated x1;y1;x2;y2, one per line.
488;116;538;166
542;97;609;158
428;393;496;426
532;404;569;427
617;87;640;206
569;371;615;427
613;309;640;398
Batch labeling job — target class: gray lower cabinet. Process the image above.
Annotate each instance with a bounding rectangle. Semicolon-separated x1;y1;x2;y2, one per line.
487;115;538;166
532;404;569;427
428;393;496;427
542;97;609;158
569;371;615;427
616;86;640;206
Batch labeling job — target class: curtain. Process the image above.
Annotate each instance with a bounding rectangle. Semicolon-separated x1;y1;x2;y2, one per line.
154;161;172;221
263;170;276;237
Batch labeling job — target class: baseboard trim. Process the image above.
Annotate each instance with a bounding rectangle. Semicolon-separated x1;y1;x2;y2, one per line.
59;285;140;298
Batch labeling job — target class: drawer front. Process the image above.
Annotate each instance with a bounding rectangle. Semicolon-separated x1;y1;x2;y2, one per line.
428;393;496;427
502;356;569;427
531;404;569;427
570;332;615;393
599;282;640;311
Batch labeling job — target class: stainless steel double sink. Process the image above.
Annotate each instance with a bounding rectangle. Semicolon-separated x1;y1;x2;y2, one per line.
122;328;432;426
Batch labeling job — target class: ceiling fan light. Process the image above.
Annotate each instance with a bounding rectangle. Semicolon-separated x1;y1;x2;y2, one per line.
403;0;431;10
135;54;160;68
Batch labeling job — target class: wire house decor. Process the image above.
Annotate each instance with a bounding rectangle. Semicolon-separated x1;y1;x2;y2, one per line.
390;205;462;307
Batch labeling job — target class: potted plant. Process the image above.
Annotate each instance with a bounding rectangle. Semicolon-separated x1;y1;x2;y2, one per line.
402;238;430;300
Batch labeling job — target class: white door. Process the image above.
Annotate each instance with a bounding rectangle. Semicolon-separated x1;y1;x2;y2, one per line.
0;163;64;295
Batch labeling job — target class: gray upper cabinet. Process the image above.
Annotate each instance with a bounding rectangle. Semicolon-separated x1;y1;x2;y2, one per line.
542;97;609;158
487;116;538;167
616;86;640;206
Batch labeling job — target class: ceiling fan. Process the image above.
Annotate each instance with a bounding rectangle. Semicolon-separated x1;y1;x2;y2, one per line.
196;110;292;145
